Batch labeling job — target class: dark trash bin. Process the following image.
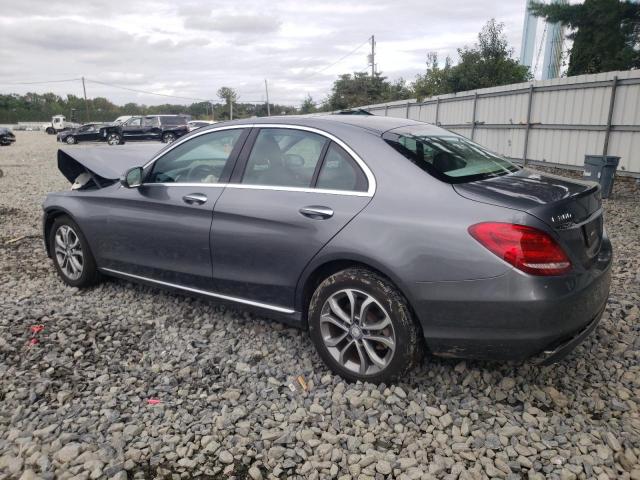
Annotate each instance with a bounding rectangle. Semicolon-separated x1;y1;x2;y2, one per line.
583;155;620;199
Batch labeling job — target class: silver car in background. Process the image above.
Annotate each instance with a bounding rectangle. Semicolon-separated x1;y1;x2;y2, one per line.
43;115;611;383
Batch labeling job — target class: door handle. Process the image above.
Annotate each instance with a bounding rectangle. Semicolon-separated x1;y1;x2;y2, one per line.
183;193;208;205
299;206;334;219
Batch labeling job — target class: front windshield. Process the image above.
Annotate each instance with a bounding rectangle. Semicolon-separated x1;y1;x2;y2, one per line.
384;128;519;183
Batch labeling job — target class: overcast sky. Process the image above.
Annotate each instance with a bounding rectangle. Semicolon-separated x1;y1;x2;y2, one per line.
0;0;535;107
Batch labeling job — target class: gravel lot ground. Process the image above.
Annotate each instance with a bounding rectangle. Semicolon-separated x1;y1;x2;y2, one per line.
1;131;639;480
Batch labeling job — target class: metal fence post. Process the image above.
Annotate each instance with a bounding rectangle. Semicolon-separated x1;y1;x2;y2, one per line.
435;98;440;125
522;83;534;167
384;105;389;117
603;76;618;157
470;92;478;140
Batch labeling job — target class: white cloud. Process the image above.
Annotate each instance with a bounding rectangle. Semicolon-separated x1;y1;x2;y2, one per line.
0;0;530;106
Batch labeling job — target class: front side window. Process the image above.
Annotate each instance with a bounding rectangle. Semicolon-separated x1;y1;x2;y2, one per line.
242;128;327;188
147;129;243;184
384;127;519;183
125;117;142;127
316;143;368;192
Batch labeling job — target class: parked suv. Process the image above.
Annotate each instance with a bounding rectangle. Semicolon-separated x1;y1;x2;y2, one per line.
100;115;189;145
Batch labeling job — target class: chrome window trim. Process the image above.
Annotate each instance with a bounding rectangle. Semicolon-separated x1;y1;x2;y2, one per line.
100;267;295;314
142;123;376;197
141;182;369;196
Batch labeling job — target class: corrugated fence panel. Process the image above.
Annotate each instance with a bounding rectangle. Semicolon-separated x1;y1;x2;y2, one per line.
608;132;640;174
612;84;640;126
439;99;475;125
527;129;606;167
386;105;407;118
360;69;640;175
476;92;529;124
473;128;526;159
531;86;610;125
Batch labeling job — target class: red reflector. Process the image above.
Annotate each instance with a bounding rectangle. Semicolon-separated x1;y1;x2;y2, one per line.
469;222;571;276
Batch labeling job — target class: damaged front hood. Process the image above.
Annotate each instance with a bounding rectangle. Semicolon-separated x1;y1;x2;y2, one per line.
57;144;165;184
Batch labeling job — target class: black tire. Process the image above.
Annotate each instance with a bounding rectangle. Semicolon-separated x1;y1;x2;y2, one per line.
65;135;76;145
308;268;422;383
162;132;176;143
45;127;55;135
49;215;101;288
107;133;122;145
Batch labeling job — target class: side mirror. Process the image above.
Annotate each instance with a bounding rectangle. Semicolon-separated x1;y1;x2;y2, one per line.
120;166;143;188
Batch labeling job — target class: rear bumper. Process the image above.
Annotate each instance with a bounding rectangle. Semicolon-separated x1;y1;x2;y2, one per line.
411;236;612;362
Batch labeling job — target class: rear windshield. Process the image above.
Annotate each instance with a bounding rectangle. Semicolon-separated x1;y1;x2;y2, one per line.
383;127;519;183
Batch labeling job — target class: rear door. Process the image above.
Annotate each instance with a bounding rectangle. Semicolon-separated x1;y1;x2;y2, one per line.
94;127;249;289
210;126;373;310
143;116;161;140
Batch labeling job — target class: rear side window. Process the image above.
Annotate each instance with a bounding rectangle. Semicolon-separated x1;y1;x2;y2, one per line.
384;127;518;183
316;142;368;192
242;128;327;188
160;116;188;126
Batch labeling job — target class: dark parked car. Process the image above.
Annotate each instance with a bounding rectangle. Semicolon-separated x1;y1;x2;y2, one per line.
43;116;612;383
0;127;16;146
57;123;104;144
100;115;189;145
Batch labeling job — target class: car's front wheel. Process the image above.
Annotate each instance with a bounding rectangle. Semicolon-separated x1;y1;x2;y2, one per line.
65;135;76;144
162;132;176;143
49;216;101;288
107;133;122;145
308;268;422;383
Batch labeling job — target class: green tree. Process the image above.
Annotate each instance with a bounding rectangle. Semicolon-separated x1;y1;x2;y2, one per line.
217;86;238;120
413;52;454;100
324;72;412;111
412;19;531;99
300;94;317;114
530;0;640;76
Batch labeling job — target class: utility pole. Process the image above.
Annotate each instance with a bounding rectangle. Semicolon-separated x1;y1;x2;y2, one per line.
81;76;89;122
369;35;376;76
265;79;271;116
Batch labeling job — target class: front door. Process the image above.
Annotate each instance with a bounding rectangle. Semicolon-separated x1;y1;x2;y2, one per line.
120;117;144;140
211;127;372;310
92;127;249;289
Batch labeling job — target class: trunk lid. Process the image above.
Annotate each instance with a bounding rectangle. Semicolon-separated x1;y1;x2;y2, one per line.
454;168;604;269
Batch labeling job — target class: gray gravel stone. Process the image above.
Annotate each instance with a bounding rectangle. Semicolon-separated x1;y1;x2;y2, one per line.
1;135;639;479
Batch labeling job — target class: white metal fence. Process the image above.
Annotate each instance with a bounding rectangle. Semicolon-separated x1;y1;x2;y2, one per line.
359;70;640;176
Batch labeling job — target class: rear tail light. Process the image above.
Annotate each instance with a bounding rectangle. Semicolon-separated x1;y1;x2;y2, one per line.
469;222;571;276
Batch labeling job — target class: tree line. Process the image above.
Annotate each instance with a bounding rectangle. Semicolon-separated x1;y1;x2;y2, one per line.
1;0;637;123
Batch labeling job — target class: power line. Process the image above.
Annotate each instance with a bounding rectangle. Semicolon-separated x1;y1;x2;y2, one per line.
86;79;211;102
300;36;372;79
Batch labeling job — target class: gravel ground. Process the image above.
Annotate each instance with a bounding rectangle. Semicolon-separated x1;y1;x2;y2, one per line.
1;131;639;480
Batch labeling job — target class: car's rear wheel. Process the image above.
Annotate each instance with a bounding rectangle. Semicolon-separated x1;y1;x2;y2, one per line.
308;268;422;383
65;136;76;144
107;133;122;145
49;216;100;288
162;132;176;143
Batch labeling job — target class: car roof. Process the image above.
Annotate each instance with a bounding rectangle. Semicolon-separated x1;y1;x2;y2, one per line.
207;114;448;136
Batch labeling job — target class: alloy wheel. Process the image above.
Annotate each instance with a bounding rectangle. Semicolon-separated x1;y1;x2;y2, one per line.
54;225;84;280
107;134;120;145
319;289;396;376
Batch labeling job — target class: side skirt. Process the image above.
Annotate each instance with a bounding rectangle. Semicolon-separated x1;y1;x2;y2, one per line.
99;267;303;325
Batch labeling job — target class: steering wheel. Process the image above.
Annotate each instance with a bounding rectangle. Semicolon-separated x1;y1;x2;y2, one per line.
187;164;219;182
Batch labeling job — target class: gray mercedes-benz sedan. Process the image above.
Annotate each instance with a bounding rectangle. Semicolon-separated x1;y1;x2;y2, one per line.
43;115;612;383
